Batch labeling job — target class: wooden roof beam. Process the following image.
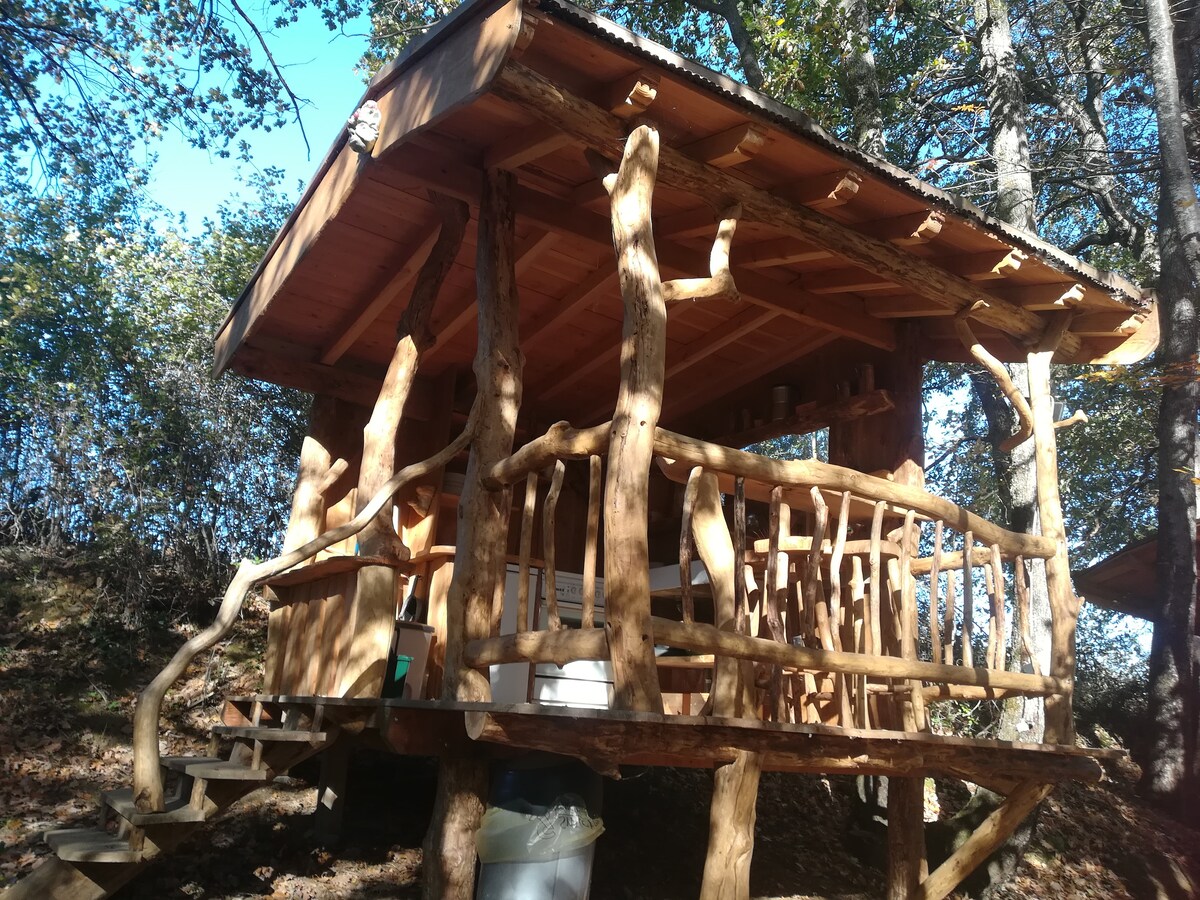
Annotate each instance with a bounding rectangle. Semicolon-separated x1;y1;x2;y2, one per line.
734;237;832;269
490;62;1083;357
484;125;573;170
659;170;861;241
385;146;895;349
781;169;863;210
803;267;899;294
522;261;618;351
862;296;956;318
320;224;442;365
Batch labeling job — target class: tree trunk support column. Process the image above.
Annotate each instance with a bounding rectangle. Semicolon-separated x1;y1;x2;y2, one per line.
693;473;762;900
340;196;468;699
1026;316;1079;745
424;170;523;900
886;776;927;899
600;123;669;714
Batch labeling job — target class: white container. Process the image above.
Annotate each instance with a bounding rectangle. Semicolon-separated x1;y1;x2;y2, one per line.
477;845;596;900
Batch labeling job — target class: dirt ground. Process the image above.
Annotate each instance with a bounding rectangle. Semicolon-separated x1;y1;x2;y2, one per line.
2;556;1198;899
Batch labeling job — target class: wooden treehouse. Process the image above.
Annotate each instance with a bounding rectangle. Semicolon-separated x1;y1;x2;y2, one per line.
6;1;1161;897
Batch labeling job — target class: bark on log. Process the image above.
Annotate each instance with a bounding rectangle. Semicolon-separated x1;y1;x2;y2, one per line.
1027;337;1080;744
481;420;610;489
887;776;927;899
425;171;522;900
693;472;763;900
602;123;667;713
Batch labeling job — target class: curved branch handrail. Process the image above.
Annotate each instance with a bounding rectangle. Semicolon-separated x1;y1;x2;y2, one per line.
131;400;479;812
653;427;1056;559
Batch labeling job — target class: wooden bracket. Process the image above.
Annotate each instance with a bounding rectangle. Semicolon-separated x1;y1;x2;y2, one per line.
662;204;741;303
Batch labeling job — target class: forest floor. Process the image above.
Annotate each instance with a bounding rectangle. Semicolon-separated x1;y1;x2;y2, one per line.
2;550;1198;899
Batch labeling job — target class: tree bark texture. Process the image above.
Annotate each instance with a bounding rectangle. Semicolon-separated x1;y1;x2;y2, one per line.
423;172;521;900
839;0;887;157
1144;0;1200;821
602;123;667;713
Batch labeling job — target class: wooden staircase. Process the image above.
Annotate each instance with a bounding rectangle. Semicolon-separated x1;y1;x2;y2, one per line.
3;699;335;900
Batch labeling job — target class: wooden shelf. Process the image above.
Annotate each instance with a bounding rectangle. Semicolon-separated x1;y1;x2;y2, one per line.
264;555;406;588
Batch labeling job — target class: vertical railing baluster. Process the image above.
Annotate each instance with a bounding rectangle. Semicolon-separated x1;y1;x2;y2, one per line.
679;466;703;625
516;473;537;634
765;485;786;720
929;520;944;664
543;460;566;631
733;477;747;633
990;544;1006;670
962;530;974;668
581;455;601;629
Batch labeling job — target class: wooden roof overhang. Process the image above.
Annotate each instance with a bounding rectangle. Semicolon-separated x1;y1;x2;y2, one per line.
214;0;1157;433
1074;529;1200;632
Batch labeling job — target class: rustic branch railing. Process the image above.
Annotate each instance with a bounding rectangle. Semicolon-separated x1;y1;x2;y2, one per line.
130;402;479;813
475;419;1070;739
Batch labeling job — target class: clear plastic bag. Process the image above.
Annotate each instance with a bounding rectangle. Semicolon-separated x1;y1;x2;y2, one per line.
476;793;605;864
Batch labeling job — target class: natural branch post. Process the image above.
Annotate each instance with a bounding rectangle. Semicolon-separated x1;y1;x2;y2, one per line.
954;314;1034;452
425;170;523;900
600;123;669;713
341;194;468;698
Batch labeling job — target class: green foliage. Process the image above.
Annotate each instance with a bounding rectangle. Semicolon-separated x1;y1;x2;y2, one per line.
0;172;306;619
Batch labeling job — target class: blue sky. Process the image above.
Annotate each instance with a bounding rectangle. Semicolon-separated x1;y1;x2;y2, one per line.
142;10;371;226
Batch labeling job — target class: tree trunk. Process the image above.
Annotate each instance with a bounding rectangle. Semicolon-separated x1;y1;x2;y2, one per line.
424;171;523;900
1143;0;1200;821
839;0;887;157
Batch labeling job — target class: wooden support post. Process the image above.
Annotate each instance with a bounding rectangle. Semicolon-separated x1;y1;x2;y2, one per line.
917;782;1054;900
266;395;338;694
1027;323;1080;745
543;459;566;630
315;735;351;844
516;473;537;633
425;170;522;900
691;471;762;900
341;195;468;699
887;776;927;900
601;123;669;713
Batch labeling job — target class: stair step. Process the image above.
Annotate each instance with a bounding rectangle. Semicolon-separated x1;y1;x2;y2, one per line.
212;726;328;743
161;756;273;781
102;788;207;825
44;828;144;863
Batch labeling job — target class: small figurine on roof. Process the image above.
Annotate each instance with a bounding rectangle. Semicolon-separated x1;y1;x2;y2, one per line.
347;100;381;154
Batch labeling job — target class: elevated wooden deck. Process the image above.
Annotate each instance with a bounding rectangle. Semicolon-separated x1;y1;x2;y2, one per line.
227;695;1117;792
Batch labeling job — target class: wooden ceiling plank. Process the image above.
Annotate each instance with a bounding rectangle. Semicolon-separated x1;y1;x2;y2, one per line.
484;124;574;169
682;123;769;169
661;331;840;424
320;224;442;365
524;262;619;351
735;237;833;269
491;62;1083;357
429;229;561;355
665;306;779;379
